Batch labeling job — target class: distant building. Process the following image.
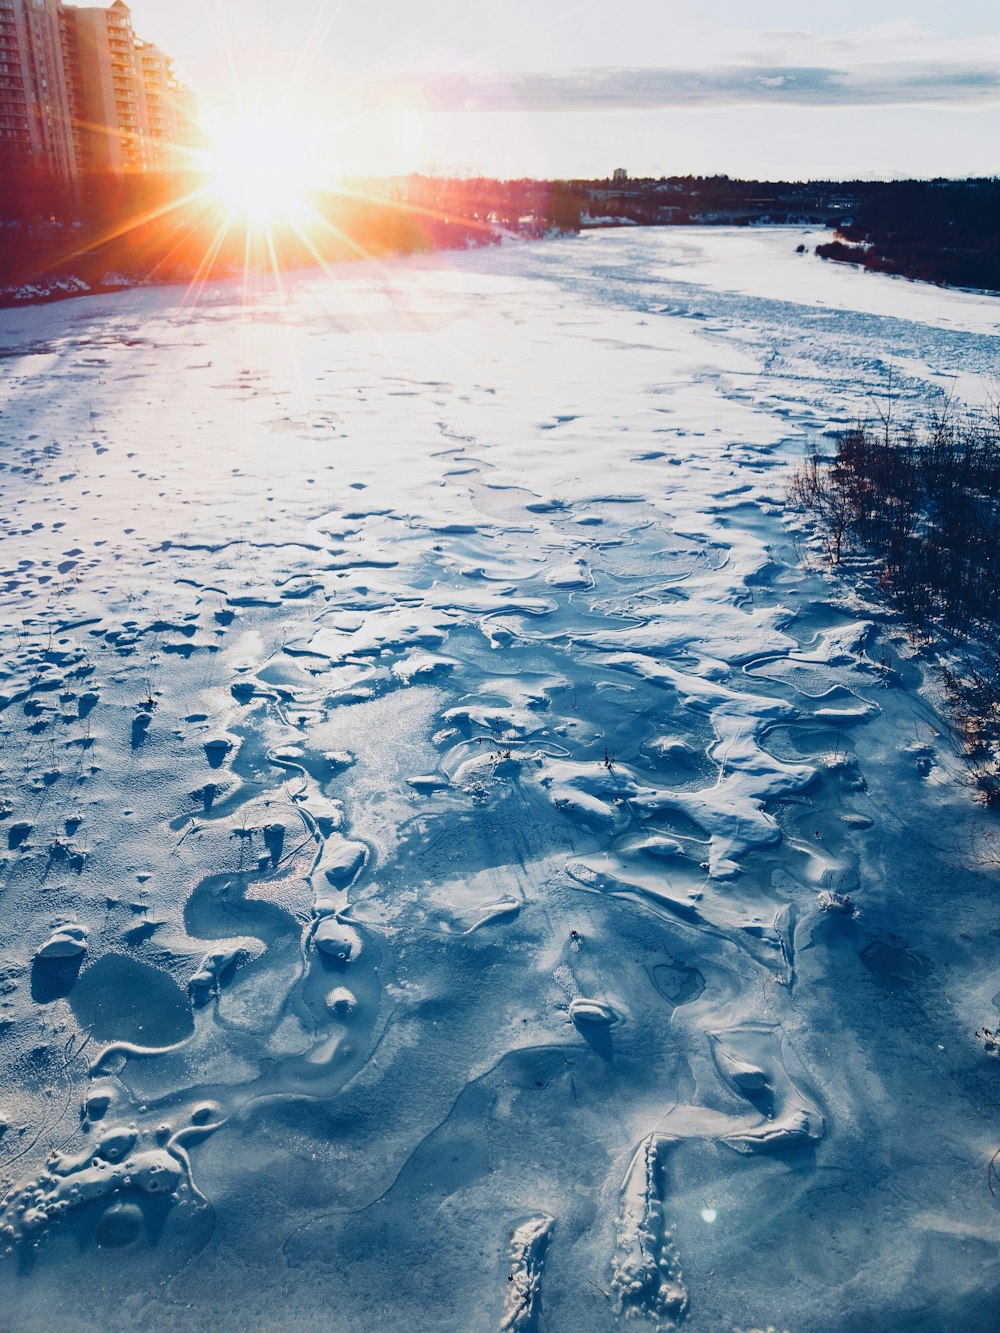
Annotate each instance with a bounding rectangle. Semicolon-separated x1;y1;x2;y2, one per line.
136;39;196;172
612;167;628;182
0;0;195;186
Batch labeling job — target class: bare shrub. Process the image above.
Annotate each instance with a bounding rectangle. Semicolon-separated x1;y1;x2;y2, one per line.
790;401;1000;801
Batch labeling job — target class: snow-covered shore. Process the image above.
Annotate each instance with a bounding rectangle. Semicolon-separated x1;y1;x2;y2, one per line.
2;227;1000;1331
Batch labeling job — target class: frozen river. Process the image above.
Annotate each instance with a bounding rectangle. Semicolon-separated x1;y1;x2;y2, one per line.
1;228;1000;1331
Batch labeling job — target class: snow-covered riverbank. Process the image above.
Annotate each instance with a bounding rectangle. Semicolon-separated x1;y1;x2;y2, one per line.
2;227;999;1332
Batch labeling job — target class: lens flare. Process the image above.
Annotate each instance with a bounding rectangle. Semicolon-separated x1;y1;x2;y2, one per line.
201;111;328;225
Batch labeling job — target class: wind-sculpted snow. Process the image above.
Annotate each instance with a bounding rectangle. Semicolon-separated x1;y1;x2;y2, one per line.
499;1213;555;1332
613;1135;688;1329
1;229;1000;1331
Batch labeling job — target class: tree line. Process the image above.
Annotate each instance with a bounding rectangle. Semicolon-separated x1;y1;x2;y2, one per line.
0;170;595;303
815;180;1000;293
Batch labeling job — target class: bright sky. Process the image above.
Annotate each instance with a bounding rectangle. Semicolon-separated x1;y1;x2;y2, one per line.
130;0;1000;179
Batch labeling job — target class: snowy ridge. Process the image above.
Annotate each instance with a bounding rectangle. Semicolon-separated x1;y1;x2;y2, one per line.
612;1134;688;1329
499;1213;555;1332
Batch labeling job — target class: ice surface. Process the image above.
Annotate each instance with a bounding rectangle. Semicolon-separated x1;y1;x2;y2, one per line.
1;229;1000;1331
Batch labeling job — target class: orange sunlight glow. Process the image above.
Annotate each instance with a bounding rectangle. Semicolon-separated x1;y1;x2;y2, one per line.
39;54;493;315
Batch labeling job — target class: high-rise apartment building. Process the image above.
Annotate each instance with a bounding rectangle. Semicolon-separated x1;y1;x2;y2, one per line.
0;0;195;187
61;0;146;174
1;0;76;184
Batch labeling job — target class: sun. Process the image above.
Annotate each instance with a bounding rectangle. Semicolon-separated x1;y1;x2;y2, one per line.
201;111;329;226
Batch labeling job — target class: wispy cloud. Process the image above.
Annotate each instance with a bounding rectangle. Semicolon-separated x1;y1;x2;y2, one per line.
411;62;1000;113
